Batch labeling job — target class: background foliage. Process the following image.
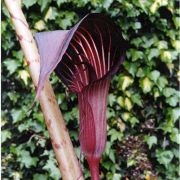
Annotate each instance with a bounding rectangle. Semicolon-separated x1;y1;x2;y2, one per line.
2;0;180;179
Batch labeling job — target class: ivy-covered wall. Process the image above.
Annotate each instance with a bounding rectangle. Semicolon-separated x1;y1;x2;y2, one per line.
2;0;179;179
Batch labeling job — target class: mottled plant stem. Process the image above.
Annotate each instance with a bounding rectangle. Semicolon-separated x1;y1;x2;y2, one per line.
4;0;84;179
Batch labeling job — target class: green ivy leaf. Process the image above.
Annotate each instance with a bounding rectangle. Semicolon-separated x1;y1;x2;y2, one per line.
12;50;24;62
18;70;30;85
38;0;51;12
160;50;172;63
33;174;48;180
153;87;160;99
119;75;134;90
136;67;150;78
124;61;139;77
11;109;25;123
112;174;122;180
3;59;20;74
129;117;139;127
124;97;133;111
109;150;116;163
127;159;136;167
173;17;180;29
108;129;123;142
171;40;180;51
156;150;174;168
55;12;77;29
45;7;58;21
171;108;180;122
34;20;46;31
18;122;29;133
157;76;168;90
1;130;12;143
166;96;179;107
108;94;116;107
121;112;131;121
18;150;38;168
144;135;157;149
23;0;37;8
56;0;68;7
148;48;159;60
131;93;143;107
170;128;180;144
149;70;160;82
1;21;7;33
142;36;158;48
140;77;153;93
134;22;141;29
158;40;168;49
43;159;61;180
7;92;20;104
117;96;124;107
163;87;177;97
130;49;143;61
102;0;113;9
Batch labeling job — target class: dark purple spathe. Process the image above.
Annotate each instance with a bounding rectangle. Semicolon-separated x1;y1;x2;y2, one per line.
35;13;128;180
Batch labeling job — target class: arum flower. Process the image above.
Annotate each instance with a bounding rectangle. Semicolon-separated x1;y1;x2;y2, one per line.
35;13;128;180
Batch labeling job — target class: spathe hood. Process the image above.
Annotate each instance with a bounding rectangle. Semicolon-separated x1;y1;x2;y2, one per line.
35;13;128;97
